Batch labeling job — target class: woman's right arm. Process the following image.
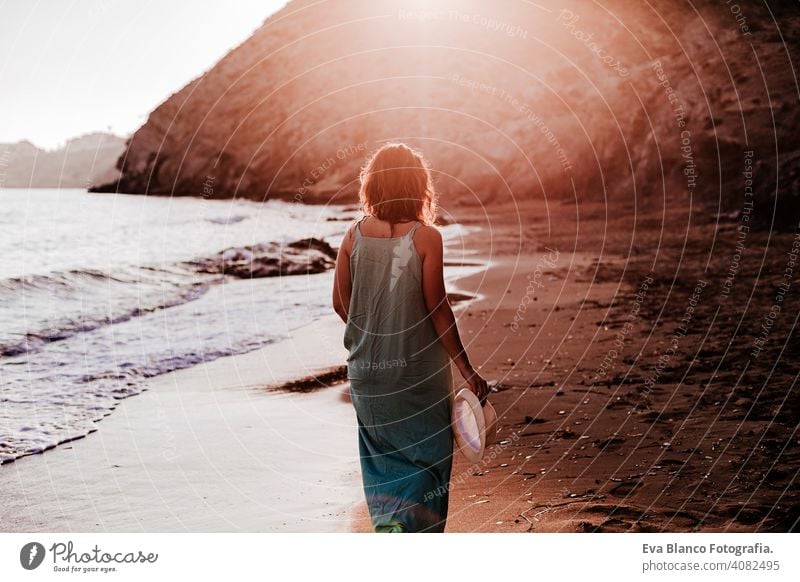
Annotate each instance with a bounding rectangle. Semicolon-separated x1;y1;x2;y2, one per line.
417;226;489;402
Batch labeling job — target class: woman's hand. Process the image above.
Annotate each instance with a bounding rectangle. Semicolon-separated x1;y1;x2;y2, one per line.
462;367;490;404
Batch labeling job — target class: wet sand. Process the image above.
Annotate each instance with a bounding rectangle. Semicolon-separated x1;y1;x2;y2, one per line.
0;316;362;532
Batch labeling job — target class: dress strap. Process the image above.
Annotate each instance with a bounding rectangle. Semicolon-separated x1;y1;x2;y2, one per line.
405;221;421;239
354;216;368;239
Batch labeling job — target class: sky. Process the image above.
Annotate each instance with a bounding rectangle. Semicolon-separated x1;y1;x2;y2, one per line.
0;0;287;149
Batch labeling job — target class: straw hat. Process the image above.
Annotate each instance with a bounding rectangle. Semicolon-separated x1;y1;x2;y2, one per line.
452;389;499;462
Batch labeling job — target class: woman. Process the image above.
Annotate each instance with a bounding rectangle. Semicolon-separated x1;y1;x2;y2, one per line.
332;142;489;533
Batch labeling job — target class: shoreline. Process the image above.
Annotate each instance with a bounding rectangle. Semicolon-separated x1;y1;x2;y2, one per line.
0;314;363;532
0;226;489;533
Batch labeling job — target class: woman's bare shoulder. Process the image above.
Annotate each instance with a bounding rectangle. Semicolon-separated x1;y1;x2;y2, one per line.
415;224;442;241
347;218;362;236
413;224;443;257
340;219;361;253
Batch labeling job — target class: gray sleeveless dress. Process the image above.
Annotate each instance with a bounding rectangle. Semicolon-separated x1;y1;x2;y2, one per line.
343;219;454;533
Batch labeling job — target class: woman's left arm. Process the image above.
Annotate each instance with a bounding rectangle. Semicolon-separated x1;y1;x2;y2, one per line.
332;224;355;323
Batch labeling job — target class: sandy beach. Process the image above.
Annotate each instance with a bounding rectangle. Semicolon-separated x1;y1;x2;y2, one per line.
438;199;799;533
2;198;797;533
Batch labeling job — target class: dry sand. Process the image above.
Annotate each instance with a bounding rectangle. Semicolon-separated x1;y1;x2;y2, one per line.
438;198;799;533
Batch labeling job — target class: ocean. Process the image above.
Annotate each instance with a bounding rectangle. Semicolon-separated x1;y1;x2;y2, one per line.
0;188;362;464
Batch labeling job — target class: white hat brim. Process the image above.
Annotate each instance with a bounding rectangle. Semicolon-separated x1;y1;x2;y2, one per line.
452;388;486;463
483;400;498;446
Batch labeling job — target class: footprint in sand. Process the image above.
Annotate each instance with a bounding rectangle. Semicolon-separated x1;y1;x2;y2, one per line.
608;480;643;497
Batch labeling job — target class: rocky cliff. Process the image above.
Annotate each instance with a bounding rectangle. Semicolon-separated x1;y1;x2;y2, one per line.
1;133;125;189
94;0;800;226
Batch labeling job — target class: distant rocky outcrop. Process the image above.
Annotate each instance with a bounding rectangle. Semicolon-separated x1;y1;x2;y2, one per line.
1;133;125;189
93;0;800;227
